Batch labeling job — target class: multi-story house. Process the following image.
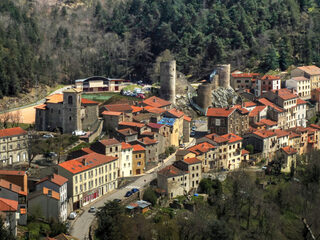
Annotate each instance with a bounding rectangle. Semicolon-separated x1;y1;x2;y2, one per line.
75;76;130;92
296;99;307;127
174;158;202;190
58;152;119;210
278;146;297;173
286;76;311;99
273;129;289;150
188;142;216;172
147;122;171;153
255;75;281;97
164;108;185;145
116;128;138;142
158;117;181;147
132;144;146;175
206;106;249;136
0;127;28;166
258;98;287;129
287;131;301;154
120;142;133;177
0;170;27;192
134;137;158;165
142;96;172;110
221;133;243;170
35;174;68;221
291;65;320;90
0;197;19;237
248;105;267;124
231;72;259;90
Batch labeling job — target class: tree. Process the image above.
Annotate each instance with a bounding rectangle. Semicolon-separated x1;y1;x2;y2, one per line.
143;188;157;205
245;144;254;154
260;45;279;72
0;217;15;240
27;130;42;167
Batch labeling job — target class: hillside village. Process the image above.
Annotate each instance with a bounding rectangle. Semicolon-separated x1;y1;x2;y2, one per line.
0;63;320;238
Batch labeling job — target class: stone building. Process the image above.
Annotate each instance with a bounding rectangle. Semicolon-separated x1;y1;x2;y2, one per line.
35;89;99;133
0;197;19;237
132;145;146;175
0;127;28;166
277;146;297;173
291;65;320;90
231;72;259;90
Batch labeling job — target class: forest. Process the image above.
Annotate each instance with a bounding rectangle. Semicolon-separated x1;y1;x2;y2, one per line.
0;0;320;97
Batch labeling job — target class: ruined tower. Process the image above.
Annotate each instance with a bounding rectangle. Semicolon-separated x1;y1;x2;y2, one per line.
216;64;231;88
62;88;82;133
160;61;176;105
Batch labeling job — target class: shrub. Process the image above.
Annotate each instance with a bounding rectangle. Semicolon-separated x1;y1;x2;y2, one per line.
143;188;158;205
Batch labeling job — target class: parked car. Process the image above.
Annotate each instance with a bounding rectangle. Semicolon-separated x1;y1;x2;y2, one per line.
47;152;57;158
131;188;139;193
113;198;122;203
261;166;268;170
72;130;86;136
190;131;196;137
88;207;96;213
43;134;54;138
191;126;197;131
68;212;77;220
125;191;133;197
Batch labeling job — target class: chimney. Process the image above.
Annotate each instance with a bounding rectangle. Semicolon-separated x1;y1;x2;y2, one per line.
82;158;87;166
153;98;156;102
9;184;12;190
48;189;52;197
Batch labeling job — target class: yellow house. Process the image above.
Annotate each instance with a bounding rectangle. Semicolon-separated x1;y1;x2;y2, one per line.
187;142;216;172
132;144;145;175
176;149;196;161
291;65;320;90
279;146;297;173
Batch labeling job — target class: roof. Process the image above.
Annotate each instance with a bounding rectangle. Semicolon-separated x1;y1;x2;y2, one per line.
81;98;99;105
0;127;27;137
157;117;176;126
183;115;192;122
104;104;133;112
139;137;157;145
232;73;259;78
141;131;156;136
121;142;132;150
291;76;309;81
131;106;143;113
288;131;300;139
35;104;47;110
45;233;80;240
119;121;145;128
133;113;155;122
58;152;118;174
241;149;249;155
205;133;228;144
0;198;18;212
273;129;289;138
271;89;297;100
167;108;184;118
258;98;284;112
158;165;187;178
253;129;276;139
206;107;234;117
100;138;121;146
36;174;68;187
101;111;122;116
117;128;137;136
0;179;27;195
310;124;320;130
143;96;171;108
297;65;320;76
220;133;243;143
188;142;215;155
0;170;26;176
147;123;164;129
183;157;202;165
63;88;82;93
144;107;166;114
82;148;94;154
259;118;278;126
233;105;250;114
249;105;266;117
43;187;60;200
281;146;297;155
176;149;192;156
243;101;257;108
132;144;145;152
297;98;307;105
261;75;280;80
46;94;63;103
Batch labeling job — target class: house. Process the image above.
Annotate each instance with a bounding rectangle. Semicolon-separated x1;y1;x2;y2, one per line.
58;152;119;210
147;122;171;153
35;174;68;221
35;89;100;134
278;146;297;173
296;98;307;127
273;129;289;150
231;73;259;90
176;149;196;161
188;142;216;172
44;233;79;240
102;111;123;132
120;142;133;177
0;179;27;225
241;149;250;162
0;170;27;192
118;122;150;135
142;96;171;109
75;76;130;92
116;128;138;142
0;197;19;237
174;158;202;191
206;106;249;136
0;127;28;166
257;98;287;129
248;105;267;124
252;118;278;130
91;138;122;159
243;101;257;112
255;75;281;97
291;65;320;90
135;137;158;165
132;144;146;175
158;117;181;147
286;76;311;100
221;133;243;170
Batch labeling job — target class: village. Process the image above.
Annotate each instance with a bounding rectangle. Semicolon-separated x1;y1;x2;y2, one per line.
0;62;320;239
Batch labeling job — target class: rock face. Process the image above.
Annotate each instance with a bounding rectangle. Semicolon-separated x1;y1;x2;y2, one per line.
210;87;240;108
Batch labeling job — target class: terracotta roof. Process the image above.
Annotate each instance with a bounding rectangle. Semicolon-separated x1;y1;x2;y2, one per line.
249;106;266;117
0;179;27;195
100;138;120;146
119;121;145;128
139;137;157;145
43;187;60;200
206;107;235;117
310;124;320;130
296;98;307;105
273;129;289;138
188;142;215;155
253;129;276;139
261;75;280;80
36;174;68;187
220;133;243;143
0;197;18;212
35;104;47;110
176;149;192;156
183;157;202;165
233;105;250;114
117;128;137;136
133;113;155;122
281;146;297;155
0;170;26;176
59;152;118;174
259;118;278;126
131;106;143;113
121;142;132;150
290;126;308;133
297;65;320;76
144;107;166;114
205;133;228;143
288;131;300;139
141;131;156;136
104;104;133;112
0;127;27;137
291;76;309;81
183;115;192;122
167;108;184;118
241;149;249;155
271;88;297;100
258;98;284;112
46;94;63;103
81;98;99;105
82;148;94;154
158;165;187;178
143;96;171;108
232;73;259;78
101;111;122;116
132;144;145;152
147;123;164;129
243;101;257;108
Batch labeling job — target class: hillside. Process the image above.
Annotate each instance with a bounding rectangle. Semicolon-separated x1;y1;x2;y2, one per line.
0;0;320;97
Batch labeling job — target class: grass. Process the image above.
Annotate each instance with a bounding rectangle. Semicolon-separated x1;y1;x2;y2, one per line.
68;142;91;152
123;84;142;91
5;123;32;130
82;92;116;102
48;84;65;95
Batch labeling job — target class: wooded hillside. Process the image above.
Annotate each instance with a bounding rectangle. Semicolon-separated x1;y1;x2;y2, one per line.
1;0;320;97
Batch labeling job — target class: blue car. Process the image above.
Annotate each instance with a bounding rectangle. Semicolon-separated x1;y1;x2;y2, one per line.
125;191;133;197
131;188;139;193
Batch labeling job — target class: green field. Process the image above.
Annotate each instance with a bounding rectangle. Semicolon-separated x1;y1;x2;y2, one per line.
82;93;115;102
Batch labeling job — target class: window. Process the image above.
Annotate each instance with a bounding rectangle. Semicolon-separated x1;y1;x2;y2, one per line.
109;173;111;180
95;179;97;186
84;183;87;191
95;169;97;176
113;162;115;169
84;172;86;180
137;162;141;166
113;172;116;179
139;154;141;158
109;164;111;171
75;176;78;183
80;174;82;182
80;185;82;192
192;166;194;170
68;96;73;104
75;186;78;194
69;116;72;121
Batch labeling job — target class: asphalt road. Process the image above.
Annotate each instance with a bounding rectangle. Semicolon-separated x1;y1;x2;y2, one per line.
70;153;177;240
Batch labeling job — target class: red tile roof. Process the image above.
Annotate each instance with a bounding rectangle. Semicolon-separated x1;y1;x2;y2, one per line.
271;88;297;100
291;76;309;81
297;65;320;76
183;115;192;122
132;144;145;152
0;127;27;137
101;111;122;116
121;142;132;150
46;94;63;103
220;133;243;143
158;165;187;178
82;148;94;154
36;174;68;187
310;124;320;130
241;149;249;155
259;118;278;126
183;157;202;165
253;129;276;139
296;98;307;105
273;129;289;138
119;121;145;128
143;96;171;108
206;107;235;117
249;105;266;117
144;106;166;114
59;152;118;174
131;106;143;113
139;137;157;145
141;131;155;136
188;142;215;155
0;170;26;176
243;101;257;108
0;179;27;195
288;131;300;139
232;73;259;78
0;197;18;212
104;104;133;112
100;138;120;146
261;75;280;80
281;146;297;155
147;123;164;129
205;133;228;143
258;98;284;112
167;108;184;118
35;104;47;110
81;98;99;105
117;128;137;136
233;105;250;114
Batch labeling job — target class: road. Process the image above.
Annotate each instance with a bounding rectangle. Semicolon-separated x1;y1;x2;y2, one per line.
70;153;177;240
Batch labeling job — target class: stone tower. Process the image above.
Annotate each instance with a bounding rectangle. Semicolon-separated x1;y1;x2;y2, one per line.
216;64;231;88
62;88;82;134
160;61;176;104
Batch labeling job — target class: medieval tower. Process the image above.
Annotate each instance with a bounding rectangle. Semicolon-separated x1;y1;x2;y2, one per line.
160;61;176;105
62;88;82;133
